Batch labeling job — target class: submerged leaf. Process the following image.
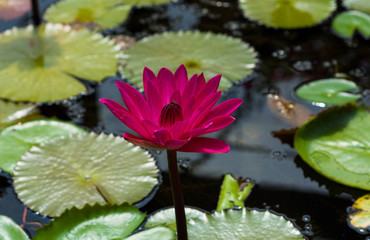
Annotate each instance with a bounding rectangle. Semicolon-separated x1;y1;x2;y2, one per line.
239;0;336;29
45;0;131;29
332;10;370;38
294;103;370;190
0;215;29;240
343;0;370;14
0;119;86;174
120;31;257;91
216;174;253;212
146;208;304;239
349;194;370;232
296;78;361;105
0;24;119;102
14;132;159;217
34;204;145;240
0;100;41;130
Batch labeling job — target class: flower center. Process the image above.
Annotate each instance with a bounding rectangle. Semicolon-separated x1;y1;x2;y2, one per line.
159;102;183;128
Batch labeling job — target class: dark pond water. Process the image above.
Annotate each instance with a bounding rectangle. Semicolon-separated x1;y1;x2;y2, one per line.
0;0;369;239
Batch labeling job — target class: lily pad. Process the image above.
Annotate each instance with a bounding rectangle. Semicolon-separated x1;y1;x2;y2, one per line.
0;24;119;102
216;174;253;212
146;208;304;239
343;0;370;14
126;227;175;240
0;100;41;130
44;0;132;29
294;103;370;190
34;204;145;240
13;132;159;217
332;10;370;38
124;0;172;6
0;119;86;174
348;194;370;232
0;215;29;240
296;78;361;105
120;31;257;91
238;0;336;29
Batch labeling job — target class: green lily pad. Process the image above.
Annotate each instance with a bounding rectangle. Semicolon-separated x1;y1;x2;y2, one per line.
146;208;304;239
294;103;370;190
296;78;361;105
216;174;253;212
125;227;175;240
332;10;370;38
0;215;30;240
349;194;370;231
13;132;159;217
0;119;86;174
0;100;41;130
0;24;119;102
343;0;370;14
34;204;145;240
44;0;132;29
120;31;257;91
124;0;172;6
239;0;336;29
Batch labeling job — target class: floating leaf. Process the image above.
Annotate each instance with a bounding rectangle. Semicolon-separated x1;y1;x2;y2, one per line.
332;10;370;38
343;0;370;14
126;227;175;240
120;31;257;91
14;132;159;217
239;0;336;29
34;204;145;240
0;215;29;240
267;93;314;127
216;174;253;212
294;103;370;190
296;78;361;105
349;194;370;232
0;24;119;102
0;0;31;20
0;100;41;130
146;208;304;239
45;0;132;29
124;0;172;6
0;119;86;174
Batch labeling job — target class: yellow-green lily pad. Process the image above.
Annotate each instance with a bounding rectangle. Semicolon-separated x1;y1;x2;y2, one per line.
13;132;159;217
0;215;29;240
120;31;257;91
239;0;336;29
349;194;370;232
343;0;370;14
0;24;119;102
294;103;370;190
0;100;41;130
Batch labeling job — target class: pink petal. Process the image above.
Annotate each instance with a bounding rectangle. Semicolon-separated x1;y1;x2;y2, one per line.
169;120;189;139
120;115;151;139
165;139;188;149
195;73;206;96
142;120;159;133
143;67;159;97
116;81;152;120
99;98;130;118
153;129;172;146
170;90;182;107
158;68;175;104
195;74;221;107
182;96;194;120
145;81;163;121
179;125;210;139
174;64;188;91
176;137;230;153
200;98;243;125
189;91;222;129
181;74;198;103
124;133;164;150
202;116;235;134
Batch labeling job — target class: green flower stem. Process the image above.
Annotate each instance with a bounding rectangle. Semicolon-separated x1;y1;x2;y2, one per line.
31;0;42;26
166;150;188;240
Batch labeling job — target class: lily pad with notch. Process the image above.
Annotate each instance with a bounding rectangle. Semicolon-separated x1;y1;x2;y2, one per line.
0;119;86;174
0;215;29;240
34;203;145;240
332;10;370;39
294;103;370;190
0;24;119;102
238;0;336;29
296;78;361;105
13;132;159;217
120;31;258;91
343;0;370;14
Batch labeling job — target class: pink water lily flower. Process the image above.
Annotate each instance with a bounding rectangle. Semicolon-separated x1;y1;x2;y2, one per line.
0;0;31;20
100;65;242;153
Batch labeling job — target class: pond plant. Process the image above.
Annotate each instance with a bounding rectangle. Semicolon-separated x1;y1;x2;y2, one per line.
0;0;369;239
